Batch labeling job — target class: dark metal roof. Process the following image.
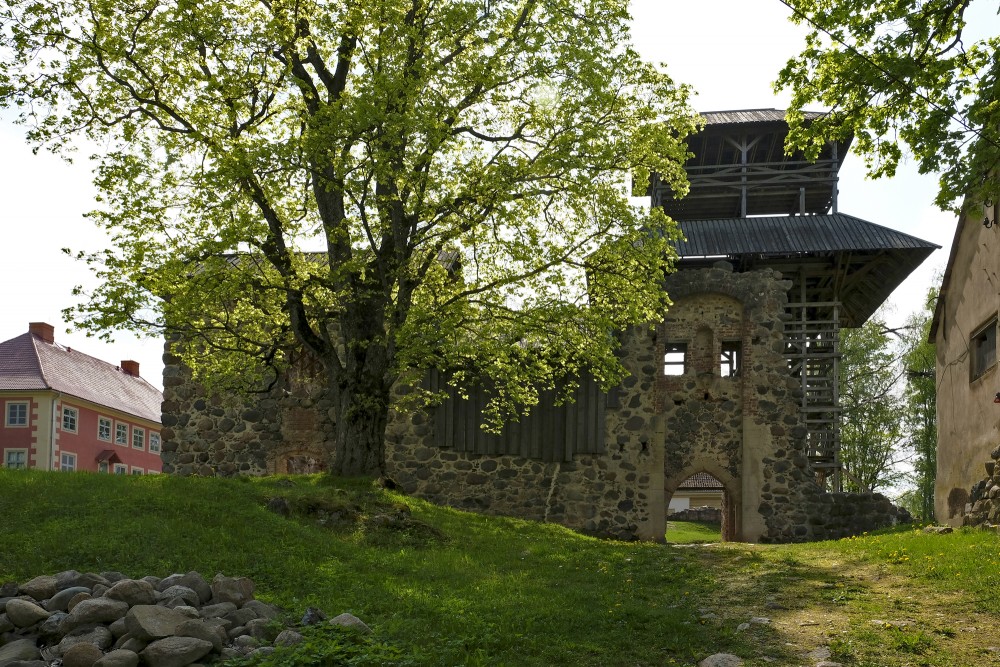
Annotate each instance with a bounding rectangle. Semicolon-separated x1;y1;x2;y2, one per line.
673;214;938;257
672;214;939;327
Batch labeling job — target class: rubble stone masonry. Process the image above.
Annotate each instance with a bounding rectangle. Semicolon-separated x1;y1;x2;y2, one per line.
160;263;907;542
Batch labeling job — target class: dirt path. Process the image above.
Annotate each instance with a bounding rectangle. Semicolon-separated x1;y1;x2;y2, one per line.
687;544;1000;666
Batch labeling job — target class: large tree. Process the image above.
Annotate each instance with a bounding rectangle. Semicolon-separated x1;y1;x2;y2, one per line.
0;0;695;476
777;0;1000;211
838;315;909;493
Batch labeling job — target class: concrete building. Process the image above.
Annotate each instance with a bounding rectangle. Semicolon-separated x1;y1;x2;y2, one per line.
931;198;1000;524
0;322;163;474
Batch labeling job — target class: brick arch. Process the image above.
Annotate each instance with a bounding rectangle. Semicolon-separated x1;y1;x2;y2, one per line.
662;264;788;316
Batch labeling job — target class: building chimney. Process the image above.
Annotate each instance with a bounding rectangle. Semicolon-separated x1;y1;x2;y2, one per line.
121;360;140;377
29;322;54;344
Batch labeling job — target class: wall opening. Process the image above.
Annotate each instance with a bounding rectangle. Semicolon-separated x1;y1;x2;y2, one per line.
971;315;998;381
664;342;687;376
720;341;742;377
665;472;726;543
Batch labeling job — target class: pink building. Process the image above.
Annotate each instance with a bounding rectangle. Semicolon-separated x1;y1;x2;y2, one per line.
0;322;162;474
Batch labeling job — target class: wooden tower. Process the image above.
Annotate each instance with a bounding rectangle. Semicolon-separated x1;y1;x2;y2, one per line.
650;109;938;490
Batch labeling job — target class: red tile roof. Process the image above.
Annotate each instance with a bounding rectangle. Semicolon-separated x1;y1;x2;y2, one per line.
678;472;724;490
0;331;161;423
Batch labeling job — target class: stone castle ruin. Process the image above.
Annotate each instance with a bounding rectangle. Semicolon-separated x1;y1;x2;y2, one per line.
160;109;936;542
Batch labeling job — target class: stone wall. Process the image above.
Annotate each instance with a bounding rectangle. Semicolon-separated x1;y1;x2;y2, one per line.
961;442;1000;529
160;264;908;543
383;323;663;540
160;344;333;477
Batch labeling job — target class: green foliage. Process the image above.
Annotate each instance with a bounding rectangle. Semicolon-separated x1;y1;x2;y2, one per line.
221;624;417;667
777;0;1000;211
0;0;698;466
901;285;939;521
830;524;1000;613
665;520;721;544
0;469;717;665
839;314;908;493
3;470;1000;665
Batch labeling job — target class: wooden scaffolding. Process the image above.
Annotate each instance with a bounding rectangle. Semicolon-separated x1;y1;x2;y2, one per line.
784;299;841;490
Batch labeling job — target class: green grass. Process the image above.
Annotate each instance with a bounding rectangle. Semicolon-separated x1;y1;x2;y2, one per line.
665;520;721;544
2;470;999;666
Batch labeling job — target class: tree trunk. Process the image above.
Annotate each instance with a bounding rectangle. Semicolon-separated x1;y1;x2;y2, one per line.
330;373;391;477
324;292;395;477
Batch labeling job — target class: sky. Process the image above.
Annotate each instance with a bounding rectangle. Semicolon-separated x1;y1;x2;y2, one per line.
1;0;994;391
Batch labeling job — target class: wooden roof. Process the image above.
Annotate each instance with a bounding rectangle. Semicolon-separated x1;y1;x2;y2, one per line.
652;109;853;220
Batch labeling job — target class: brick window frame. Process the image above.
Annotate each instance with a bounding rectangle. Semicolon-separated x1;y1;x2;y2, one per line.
664;342;687;376
720;341;742;378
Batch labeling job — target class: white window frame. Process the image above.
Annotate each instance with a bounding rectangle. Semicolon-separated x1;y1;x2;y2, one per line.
113;463;127;474
132;426;145;450
61;406;79;434
131;467;144;475
149;431;161;453
4;449;28;469
97;416;112;441
60;452;76;472
5;401;29;428
115;422;129;446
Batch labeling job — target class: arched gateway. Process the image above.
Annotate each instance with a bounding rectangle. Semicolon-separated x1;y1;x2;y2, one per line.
162;110;932;543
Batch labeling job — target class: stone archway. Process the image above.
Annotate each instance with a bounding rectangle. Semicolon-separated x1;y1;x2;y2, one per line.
665;463;741;541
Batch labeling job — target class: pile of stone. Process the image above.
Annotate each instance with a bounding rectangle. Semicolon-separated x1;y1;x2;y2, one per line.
964;443;1000;529
0;570;369;667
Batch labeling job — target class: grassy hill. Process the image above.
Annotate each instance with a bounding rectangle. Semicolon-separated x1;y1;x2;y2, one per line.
2;470;999;666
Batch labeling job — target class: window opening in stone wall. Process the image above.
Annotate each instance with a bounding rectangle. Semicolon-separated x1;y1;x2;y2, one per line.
720;341;741;377
664;343;687;376
971;315;997;381
666;472;724;543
